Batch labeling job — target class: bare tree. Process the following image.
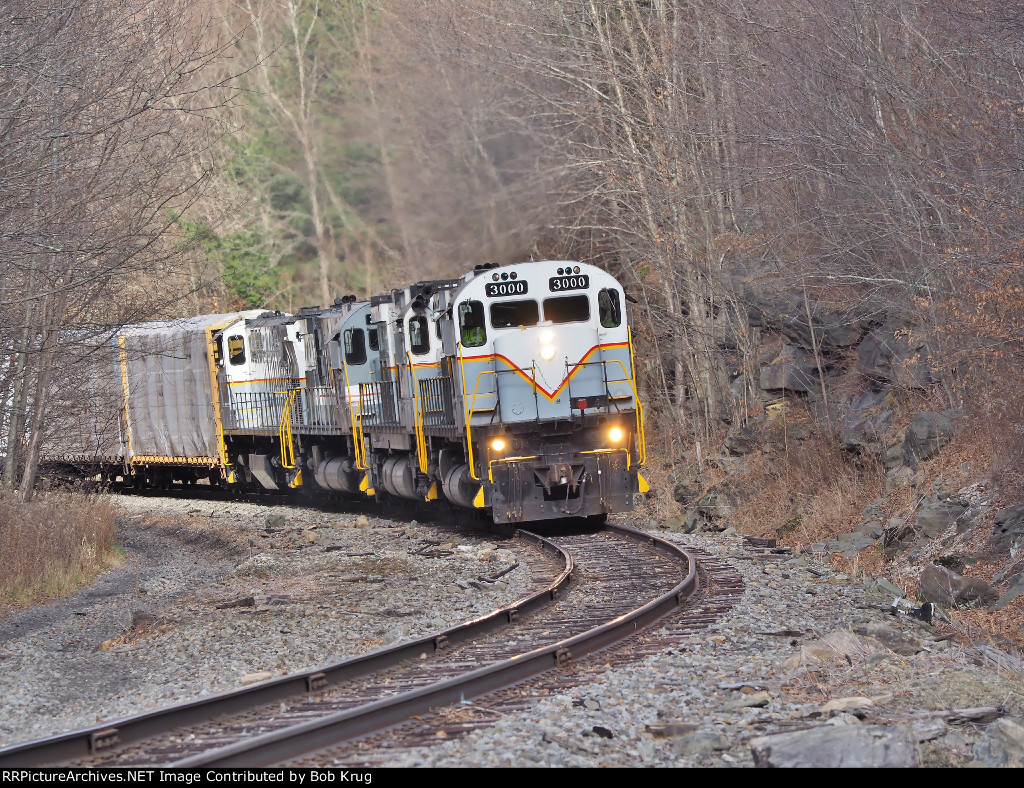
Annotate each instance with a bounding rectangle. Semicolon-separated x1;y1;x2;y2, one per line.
0;0;246;500
368;0;1024;454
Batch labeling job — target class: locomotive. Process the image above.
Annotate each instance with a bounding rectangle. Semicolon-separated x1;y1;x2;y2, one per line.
51;259;648;524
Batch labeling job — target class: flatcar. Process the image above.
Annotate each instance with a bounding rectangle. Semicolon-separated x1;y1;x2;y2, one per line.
46;259;648;524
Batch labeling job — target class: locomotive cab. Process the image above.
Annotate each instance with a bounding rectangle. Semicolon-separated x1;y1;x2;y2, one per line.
301;296;379;496
449;261;646;523
361;279;465;503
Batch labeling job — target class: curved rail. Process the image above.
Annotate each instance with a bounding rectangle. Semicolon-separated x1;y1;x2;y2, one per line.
0;531;573;768
173;524;697;767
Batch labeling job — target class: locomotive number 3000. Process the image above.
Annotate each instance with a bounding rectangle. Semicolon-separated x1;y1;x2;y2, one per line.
548;274;590;292
485;280;529;297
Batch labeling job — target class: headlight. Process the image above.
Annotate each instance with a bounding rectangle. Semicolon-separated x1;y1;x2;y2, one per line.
608;426;625;444
491;437;506;452
538;329;555;360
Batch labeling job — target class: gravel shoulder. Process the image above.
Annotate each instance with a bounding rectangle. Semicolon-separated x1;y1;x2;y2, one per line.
388;520;1024;768
1;497;1022;767
0;495;538;747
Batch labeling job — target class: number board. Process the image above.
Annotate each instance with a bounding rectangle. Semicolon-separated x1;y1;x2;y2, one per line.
548;274;590;292
485;280;528;297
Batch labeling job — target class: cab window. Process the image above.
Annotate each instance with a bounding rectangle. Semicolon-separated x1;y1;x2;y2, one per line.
227;335;246;365
409;315;430;355
598;288;622;328
458;301;487;347
544;295;590;324
344;328;366;365
490;299;539;329
368;327;379;352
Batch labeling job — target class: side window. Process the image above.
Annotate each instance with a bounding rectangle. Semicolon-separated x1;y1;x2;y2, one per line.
544;294;590;324
227;335;246;365
458;301;487;347
368;327;379;352
598;288;622;328
490;299;540;329
409;315;430;355
344;328;366;365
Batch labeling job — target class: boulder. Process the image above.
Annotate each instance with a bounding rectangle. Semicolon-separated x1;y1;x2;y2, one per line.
854;622;924;656
902;411;956;466
840;389;894;452
668;466;702;505
885;465;917;492
992;573;1024;611
782;311;866;351
738;285;800;330
918;563;999;609
724;424;759;455
972;718;1024;768
835;531;877;556
695;489;735;521
914;498;969;539
750;724;919;768
883;442;904;469
933;553;982;573
882;518;918;559
993;503;1024;547
858;321;934;388
759;344;820;393
673;731;732;756
786;630;889;670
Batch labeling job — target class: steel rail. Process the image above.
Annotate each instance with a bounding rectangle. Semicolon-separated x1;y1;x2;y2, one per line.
173;524;697;767
0;530;572;768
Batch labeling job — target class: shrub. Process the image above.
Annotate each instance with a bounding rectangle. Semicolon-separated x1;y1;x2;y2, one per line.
0;491;122;609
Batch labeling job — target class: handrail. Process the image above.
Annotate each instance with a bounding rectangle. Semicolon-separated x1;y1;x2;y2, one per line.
457;342;476;480
627;327;647;465
580;446;632;470
486;454;538;483
601;357;646;467
459;338;646;479
354;389;369;474
407;353;429;474
278;388;302;470
341;359;367;470
460;349;500;482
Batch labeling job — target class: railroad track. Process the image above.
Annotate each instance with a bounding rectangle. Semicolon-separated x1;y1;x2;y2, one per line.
287;545;744;767
0;523;735;767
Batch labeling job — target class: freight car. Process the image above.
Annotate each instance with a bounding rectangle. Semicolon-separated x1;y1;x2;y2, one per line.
46;259;648;525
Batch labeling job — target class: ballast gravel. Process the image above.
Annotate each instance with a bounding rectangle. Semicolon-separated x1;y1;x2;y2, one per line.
0;495;1021;768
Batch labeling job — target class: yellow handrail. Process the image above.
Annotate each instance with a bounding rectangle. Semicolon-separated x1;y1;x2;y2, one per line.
278;388;301;470
407;353;429;473
460;347;500;482
458;342;473;478
602;357;646;467
486;454;538;483
626;328;647;465
341;358;367;470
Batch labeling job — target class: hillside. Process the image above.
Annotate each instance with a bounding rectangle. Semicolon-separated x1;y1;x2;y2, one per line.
635;289;1024;654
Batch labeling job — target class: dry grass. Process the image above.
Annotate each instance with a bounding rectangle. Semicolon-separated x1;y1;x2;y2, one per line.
632;460;689;523
0;491;124;612
730;433;886;551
